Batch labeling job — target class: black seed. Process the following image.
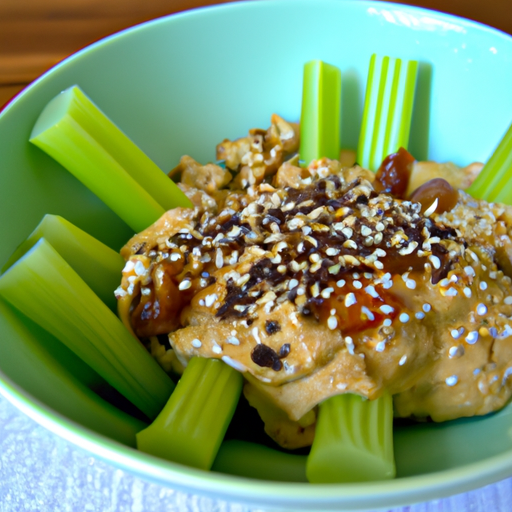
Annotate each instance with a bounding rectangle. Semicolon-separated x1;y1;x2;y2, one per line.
356;194;369;204
279;343;290;358
265;320;281;335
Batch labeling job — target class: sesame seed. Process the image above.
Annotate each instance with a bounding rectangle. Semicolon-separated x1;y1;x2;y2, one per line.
205;293;218;308
191;338;202;348
326;248;339;256
451;329;462;339
336;279;346;288
380;305;394;315
445;375;458;386
353;280;363;289
122;260;135;273
428;255;441;269
321;287;334;299
476;303;488;315
374;261;384;270
375;222;385;232
439;278;450;287
448;345;464;358
345;336;355;355
423;303;431;313
479;281;488;291
445;288;458;297
375;341;386;352
226;336;240;345
327;316;338;330
361;306;375;321
463;287;472;298
399;355;407;366
215;249;224;269
365;285;379;298
383;318;392;327
464;266;476;277
341;227;353;238
297;287;305;296
288;279;299;290
179;280;192;290
489;271;497;279
345;293;357;307
361;225;372;236
415;311;425;320
212;343;223;354
465;331;479;344
399;313;410;323
405;279;416;290
170;252;182;261
504;296;512;305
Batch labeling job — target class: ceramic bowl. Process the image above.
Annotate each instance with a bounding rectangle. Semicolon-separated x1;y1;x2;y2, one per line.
1;0;512;509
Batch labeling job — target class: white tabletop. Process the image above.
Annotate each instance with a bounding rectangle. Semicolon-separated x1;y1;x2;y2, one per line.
1;394;512;512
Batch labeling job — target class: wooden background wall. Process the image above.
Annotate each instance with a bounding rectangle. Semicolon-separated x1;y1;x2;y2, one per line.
1;0;511;108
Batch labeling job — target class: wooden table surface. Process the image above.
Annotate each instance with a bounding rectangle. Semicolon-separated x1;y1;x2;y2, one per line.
1;0;511;109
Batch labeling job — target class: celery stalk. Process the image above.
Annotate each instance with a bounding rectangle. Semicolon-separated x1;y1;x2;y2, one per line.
0;238;174;420
30;86;192;232
213;440;307;482
299;60;342;166
2;214;124;312
0;298;146;446
466;120;512;204
357;54;418;171
137;357;242;470
306;393;395;483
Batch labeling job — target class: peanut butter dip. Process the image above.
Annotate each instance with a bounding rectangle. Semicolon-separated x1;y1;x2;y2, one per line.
115;115;512;449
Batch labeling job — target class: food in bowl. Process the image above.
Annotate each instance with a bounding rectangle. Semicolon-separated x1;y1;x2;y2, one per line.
116;112;512;457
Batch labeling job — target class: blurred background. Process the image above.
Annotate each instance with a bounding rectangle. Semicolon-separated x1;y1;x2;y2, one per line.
1;0;511;108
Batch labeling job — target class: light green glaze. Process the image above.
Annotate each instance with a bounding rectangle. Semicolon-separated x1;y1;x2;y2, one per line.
2;214;124;312
0;239;174;419
2;0;512;509
358;54;418;171
137;357;242;470
30;86;192;233
299;60;341;166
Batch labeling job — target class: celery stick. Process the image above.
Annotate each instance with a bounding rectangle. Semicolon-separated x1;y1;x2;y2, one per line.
213;440;307;482
357;54;418;171
0;238;173;420
306;393;395;483
0;298;146;446
30;86;192;232
137;357;242;470
299;60;341;166
466;120;512;204
2;214;124;312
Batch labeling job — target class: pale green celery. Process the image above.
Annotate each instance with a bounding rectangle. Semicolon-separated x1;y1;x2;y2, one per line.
306;393;395;483
357;54;418;171
0;238;174;420
466;120;512;204
299;60;341;166
213;440;307;482
30;86;192;232
137;357;242;470
2;214;124;312
0;298;146;446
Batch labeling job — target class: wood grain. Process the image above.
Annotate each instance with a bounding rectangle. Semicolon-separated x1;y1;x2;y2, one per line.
1;0;510;108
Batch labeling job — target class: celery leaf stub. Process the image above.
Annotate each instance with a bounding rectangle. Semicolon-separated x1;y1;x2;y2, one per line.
30;86;192;232
358;54;418;171
137;357;243;470
299;60;342;166
306;393;395;483
0;238;174;420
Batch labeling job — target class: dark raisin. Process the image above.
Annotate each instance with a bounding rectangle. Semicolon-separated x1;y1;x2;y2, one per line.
251;344;281;370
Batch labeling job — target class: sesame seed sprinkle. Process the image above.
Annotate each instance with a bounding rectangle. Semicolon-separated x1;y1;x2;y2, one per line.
445;375;458;386
191;338;202;348
465;331;479;345
476;303;488;316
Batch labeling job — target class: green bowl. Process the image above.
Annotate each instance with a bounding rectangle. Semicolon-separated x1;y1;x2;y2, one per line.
2;0;512;509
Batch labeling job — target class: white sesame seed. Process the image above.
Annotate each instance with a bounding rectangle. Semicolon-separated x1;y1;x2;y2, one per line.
504;296;512;305
341;227;353;238
353;280;363;289
327;316;338;330
445;288;458;297
212;344;223;354
479;281;488;291
415;311;425;320
399;355;407;366
465;331;479;344
489;271;497;279
464;266;476;277
310;253;321;263
134;260;146;276
321;287;334;299
383;319;392;327
326;248;340;256
345;336;355;355
380;305;394;315
179;280;192;290
374;261;384;270
205;293;218;308
451;329;462;339
122;260;135;273
288;279;299;290
375;341;386;352
361;225;372;237
449;345;464;358
477;303;488;315
297;287;305;296
226;336;240;345
439;278;450;287
365;285;379;298
405;279;416;290
361;306;375;321
399;313;410;323
445;375;458;386
463;287;472;298
423;303;431;313
191;338;202;348
375;222;385;232
428;255;441;269
215;249;224;269
336;279;346;288
345;293;357;307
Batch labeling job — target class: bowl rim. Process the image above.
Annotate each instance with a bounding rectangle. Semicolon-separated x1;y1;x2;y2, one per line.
2;0;512;508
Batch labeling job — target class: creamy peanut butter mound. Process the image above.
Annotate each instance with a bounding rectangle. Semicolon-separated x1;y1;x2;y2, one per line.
116;115;512;450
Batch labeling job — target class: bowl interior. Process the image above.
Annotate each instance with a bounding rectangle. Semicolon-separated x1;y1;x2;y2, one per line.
1;0;512;509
